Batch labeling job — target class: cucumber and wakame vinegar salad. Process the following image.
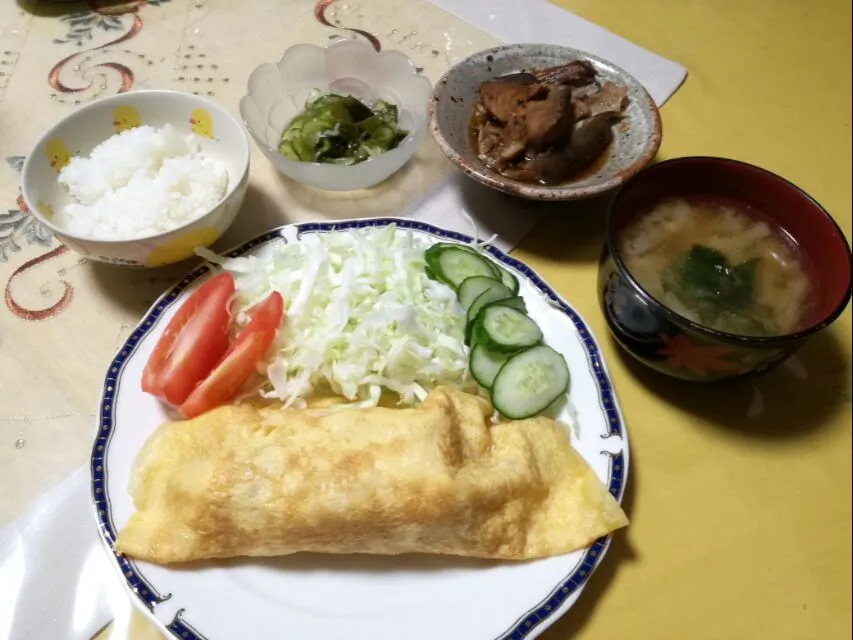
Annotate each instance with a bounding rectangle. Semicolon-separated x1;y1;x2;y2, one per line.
424;242;570;420
278;93;409;165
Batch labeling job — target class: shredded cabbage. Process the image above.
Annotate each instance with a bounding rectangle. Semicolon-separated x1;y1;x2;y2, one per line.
198;224;474;408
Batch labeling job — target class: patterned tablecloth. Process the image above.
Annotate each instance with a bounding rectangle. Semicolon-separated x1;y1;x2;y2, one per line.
1;2;850;640
0;0;506;525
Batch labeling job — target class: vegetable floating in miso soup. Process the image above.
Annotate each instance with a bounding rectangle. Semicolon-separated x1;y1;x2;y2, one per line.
619;198;814;336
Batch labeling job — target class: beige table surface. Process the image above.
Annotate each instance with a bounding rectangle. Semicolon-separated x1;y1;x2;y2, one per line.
1;1;850;639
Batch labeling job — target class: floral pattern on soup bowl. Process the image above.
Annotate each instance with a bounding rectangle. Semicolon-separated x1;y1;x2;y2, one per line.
598;157;853;382
239;40;432;191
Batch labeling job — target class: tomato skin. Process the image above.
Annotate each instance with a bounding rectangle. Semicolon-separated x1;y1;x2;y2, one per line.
141;272;235;406
179;291;284;419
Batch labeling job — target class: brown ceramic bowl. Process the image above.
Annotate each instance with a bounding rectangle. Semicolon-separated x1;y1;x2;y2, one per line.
428;43;662;201
598;157;853;381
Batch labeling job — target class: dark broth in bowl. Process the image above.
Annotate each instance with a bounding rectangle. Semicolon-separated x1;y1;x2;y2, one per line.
619;197;814;337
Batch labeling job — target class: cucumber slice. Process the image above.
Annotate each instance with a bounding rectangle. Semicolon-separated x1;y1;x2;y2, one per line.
449;242;514;291
495;265;519;295
464;282;514;344
466;282;513;326
466;297;529;345
491;345;570;419
490;296;527;314
428;242;502;277
424;246;498;290
430;241;477;254
474;305;543;352
447;243;516;294
458;275;501;311
469;343;514;389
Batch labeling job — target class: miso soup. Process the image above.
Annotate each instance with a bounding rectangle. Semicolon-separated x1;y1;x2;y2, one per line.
619;198;814;336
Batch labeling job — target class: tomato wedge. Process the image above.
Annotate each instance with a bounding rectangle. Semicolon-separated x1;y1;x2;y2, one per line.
141;272;235;407
179;291;284;419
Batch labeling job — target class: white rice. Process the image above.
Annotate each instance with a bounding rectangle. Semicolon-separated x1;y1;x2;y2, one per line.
57;124;229;240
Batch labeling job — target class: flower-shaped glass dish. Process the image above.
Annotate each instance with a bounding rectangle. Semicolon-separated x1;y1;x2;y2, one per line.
240;40;432;191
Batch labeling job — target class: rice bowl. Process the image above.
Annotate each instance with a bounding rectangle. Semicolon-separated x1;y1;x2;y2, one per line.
57;124;229;241
21;90;250;268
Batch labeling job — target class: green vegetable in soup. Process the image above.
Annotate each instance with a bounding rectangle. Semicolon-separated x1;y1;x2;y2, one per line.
277;93;409;165
663;244;768;334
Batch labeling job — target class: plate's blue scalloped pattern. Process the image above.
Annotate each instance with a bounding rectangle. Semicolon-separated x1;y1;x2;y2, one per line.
91;217;628;640
167;609;205;639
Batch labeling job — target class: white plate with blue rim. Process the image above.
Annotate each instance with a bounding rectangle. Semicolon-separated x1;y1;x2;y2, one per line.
91;217;629;640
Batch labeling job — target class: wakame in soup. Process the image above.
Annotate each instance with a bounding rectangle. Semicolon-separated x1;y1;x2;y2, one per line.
619;198;813;337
